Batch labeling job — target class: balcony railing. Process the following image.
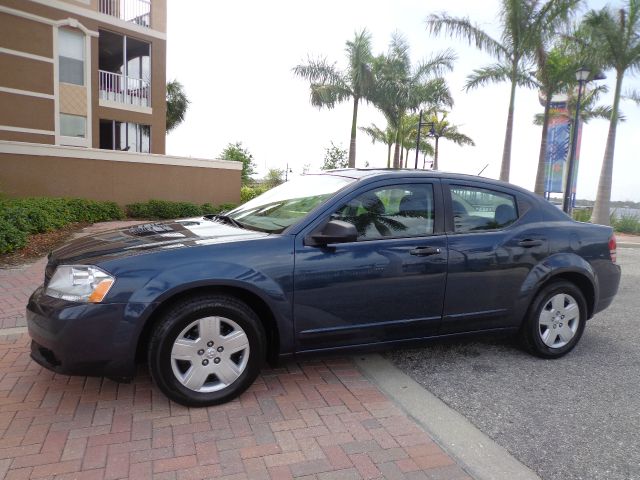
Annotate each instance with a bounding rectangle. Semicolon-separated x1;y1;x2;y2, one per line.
99;70;151;108
99;0;151;28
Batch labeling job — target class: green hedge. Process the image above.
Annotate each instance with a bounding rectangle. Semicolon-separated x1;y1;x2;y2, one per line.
241;185;269;203
0;197;125;255
125;200;238;220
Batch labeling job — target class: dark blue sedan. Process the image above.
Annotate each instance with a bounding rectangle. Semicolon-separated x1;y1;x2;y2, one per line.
27;170;621;406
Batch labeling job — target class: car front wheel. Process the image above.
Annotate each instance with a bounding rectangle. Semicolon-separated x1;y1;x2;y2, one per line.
521;280;587;358
148;294;266;407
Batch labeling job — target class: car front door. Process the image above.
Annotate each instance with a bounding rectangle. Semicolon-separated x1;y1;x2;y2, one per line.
440;180;548;334
293;179;448;352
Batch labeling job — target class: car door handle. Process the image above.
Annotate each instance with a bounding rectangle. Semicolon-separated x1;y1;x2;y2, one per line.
409;246;441;256
518;239;544;248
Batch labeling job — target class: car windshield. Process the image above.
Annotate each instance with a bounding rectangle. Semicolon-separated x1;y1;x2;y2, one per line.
227;174;355;233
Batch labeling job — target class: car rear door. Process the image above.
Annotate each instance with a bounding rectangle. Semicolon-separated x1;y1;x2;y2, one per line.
440;180;548;334
293;179;448;352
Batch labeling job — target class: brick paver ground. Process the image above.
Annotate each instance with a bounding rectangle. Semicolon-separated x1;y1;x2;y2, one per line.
0;222;470;480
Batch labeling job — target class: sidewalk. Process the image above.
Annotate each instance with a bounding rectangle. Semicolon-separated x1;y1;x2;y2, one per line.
616;233;640;248
0;222;471;480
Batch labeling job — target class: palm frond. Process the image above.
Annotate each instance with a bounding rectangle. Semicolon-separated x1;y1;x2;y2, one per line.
625;89;640;105
443;129;475;146
292;58;346;86
426;13;508;59
309;84;351;109
464;63;511;90
414;49;457;79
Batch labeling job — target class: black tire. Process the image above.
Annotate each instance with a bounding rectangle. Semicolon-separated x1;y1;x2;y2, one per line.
520;280;587;359
148;294;266;407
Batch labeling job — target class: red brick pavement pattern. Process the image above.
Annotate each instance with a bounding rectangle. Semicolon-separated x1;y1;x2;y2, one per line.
0;221;471;479
0;222;144;329
0;333;470;480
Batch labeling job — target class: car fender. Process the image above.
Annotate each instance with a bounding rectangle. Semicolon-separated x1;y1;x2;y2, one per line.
127;260;294;356
514;252;598;324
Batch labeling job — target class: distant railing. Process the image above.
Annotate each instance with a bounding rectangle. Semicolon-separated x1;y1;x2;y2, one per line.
99;0;151;28
99;70;150;108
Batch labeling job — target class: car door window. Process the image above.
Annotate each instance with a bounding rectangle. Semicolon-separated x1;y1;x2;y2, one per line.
450;185;518;233
332;184;434;240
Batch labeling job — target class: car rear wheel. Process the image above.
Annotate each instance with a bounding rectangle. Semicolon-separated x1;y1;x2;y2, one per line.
148;294;266;407
521;280;587;358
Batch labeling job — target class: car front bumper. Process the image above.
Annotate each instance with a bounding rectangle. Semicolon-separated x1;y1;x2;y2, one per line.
26;286;148;379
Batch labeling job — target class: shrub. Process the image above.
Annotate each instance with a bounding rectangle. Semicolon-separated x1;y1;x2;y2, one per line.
126;199;202;219
0;197;125;255
0;218;28;255
240;185;268;203
612;212;640;234
126;200;239;219
572;208;591;223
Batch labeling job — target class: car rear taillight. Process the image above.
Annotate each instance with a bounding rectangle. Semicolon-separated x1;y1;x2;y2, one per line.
609;235;617;263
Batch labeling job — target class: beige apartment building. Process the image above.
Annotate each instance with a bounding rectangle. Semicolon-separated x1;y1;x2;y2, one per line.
0;0;241;205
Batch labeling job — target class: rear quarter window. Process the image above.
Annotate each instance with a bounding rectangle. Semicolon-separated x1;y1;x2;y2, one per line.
450;185;518;233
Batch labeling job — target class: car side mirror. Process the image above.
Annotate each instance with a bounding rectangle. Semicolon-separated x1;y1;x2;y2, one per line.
305;220;358;247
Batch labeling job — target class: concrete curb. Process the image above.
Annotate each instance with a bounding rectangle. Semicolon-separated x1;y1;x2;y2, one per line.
618;242;640;249
0;326;28;336
354;353;541;480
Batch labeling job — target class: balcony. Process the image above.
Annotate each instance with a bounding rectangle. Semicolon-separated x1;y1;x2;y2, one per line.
99;70;150;108
99;0;151;28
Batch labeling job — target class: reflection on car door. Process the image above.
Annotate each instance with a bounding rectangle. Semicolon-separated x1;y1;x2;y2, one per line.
293;180;448;351
441;181;548;334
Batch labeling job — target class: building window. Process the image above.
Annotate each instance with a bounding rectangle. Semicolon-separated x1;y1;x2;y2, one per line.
59;28;85;86
99;119;150;153
60;114;87;138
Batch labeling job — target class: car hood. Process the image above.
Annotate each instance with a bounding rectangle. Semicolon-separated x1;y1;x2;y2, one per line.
48;217;269;265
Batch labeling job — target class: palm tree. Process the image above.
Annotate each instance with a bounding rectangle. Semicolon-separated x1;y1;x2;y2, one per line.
424;111;475;170
627;89;640;105
293;30;374;168
372;34;455;168
359;124;396;167
399;114;437;168
586;0;640;225
166;80;189;133
426;0;579;181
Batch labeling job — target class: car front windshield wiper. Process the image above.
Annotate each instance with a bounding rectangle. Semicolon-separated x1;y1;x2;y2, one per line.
204;213;246;229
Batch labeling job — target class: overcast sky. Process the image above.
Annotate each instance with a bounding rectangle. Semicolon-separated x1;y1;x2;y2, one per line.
166;0;640;201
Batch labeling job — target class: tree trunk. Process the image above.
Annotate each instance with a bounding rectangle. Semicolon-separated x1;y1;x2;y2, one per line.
500;66;518;182
393;129;401;168
433;137;440;170
400;146;404;168
386;144;392;168
534;94;552;196
348;96;359;168
592;71;623;226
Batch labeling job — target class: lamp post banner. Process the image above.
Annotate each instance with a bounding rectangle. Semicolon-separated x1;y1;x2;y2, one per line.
544;101;571;194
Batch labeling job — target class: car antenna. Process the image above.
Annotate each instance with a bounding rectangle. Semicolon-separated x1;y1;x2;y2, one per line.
477;164;489;176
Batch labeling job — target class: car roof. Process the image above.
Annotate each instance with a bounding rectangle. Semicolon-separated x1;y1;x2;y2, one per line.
317;168;537;198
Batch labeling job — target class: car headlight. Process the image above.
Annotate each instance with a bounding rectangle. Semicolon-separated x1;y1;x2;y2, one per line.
45;265;115;303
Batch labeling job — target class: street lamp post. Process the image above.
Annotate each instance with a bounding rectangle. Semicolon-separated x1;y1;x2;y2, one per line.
562;67;590;215
414;110;435;169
